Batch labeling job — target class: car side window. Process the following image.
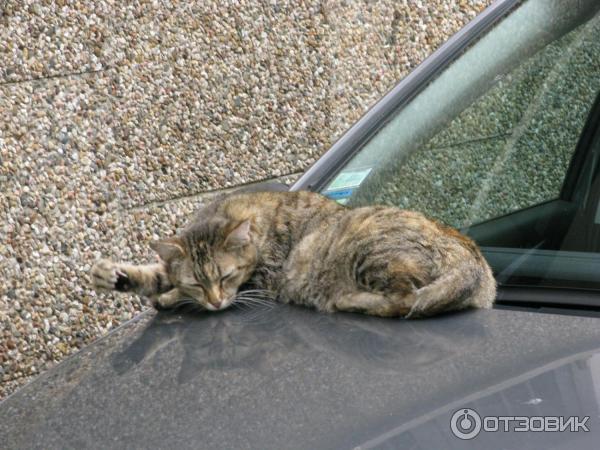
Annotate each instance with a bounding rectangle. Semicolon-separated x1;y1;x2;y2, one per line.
345;10;600;230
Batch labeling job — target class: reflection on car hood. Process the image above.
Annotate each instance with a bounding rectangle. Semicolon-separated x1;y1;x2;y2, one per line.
2;305;600;449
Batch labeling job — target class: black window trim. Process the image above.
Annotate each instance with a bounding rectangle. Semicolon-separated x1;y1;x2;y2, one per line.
291;0;521;194
560;89;600;202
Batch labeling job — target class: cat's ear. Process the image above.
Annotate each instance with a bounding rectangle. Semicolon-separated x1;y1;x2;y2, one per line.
150;237;185;262
224;220;251;249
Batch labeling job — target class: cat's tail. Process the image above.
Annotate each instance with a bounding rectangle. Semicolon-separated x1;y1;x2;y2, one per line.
405;261;496;319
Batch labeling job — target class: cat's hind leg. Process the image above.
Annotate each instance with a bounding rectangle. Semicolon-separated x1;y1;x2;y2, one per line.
333;291;415;317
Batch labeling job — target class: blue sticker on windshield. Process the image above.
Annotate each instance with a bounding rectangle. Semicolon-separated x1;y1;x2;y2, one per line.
322;168;371;204
324;188;354;200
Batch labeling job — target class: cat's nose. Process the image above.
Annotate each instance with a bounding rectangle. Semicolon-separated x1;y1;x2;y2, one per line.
208;299;222;309
206;286;223;309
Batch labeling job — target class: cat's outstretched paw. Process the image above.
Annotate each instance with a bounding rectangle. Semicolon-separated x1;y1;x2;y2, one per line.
91;259;131;292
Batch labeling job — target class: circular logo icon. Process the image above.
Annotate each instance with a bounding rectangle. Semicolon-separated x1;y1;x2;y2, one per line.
450;408;482;440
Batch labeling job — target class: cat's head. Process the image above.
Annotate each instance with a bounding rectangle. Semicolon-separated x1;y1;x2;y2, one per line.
150;218;257;311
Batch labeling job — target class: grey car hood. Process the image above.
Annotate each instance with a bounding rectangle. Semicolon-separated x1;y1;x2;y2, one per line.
2;306;600;449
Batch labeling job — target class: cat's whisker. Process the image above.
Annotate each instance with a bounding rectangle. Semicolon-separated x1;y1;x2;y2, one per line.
236;292;277;303
232;302;252;312
235;297;274;305
240;293;276;300
232;302;257;312
237;289;276;298
235;292;270;300
236;298;271;306
236;296;274;305
235;294;274;304
233;296;274;310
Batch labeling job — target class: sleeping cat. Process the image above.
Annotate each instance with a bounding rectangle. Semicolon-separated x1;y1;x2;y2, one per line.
91;191;495;318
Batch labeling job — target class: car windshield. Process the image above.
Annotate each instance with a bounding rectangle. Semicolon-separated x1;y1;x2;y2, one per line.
321;0;600;292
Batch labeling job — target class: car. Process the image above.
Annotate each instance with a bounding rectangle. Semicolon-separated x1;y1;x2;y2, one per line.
3;0;600;448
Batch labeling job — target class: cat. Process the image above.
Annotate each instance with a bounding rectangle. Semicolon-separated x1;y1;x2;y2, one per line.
91;190;495;318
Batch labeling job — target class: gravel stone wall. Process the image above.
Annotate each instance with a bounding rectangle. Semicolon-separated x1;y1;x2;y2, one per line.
0;1;491;399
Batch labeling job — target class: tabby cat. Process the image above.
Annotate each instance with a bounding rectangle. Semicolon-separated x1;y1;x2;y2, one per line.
91;191;495;318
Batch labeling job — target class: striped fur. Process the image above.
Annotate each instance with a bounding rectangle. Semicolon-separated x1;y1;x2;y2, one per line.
91;191;495;317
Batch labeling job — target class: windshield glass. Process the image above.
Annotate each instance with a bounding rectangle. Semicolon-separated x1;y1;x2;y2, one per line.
321;0;600;291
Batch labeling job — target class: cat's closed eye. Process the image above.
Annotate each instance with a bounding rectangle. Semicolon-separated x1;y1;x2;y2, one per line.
219;270;235;286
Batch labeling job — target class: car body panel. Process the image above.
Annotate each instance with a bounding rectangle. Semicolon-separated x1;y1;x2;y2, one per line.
2;306;600;449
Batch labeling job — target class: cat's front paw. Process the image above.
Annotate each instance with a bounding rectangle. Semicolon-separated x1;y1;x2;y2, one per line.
153;289;184;310
91;259;131;292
